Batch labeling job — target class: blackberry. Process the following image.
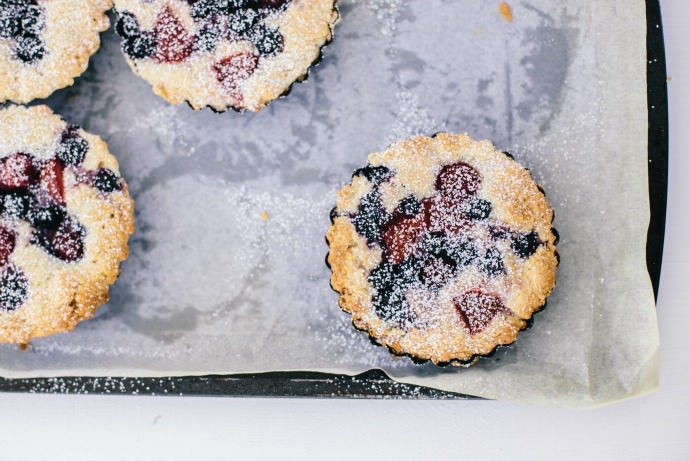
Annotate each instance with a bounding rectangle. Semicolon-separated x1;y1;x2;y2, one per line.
351;190;390;247
397;195;422;216
228;9;259;36
93;169;122;194
479;247;504;276
369;260;419;327
465;198;492;220
250;24;283;56
122;32;155;59
28;204;66;230
56;130;88;166
512;232;540;258
32;217;85;263
1;191;33;220
194;20;222;52
19;5;42;36
191;0;234;18
422;232;446;257
0;265;28;313
115;12;140;39
14;35;45;63
448;238;478;267
0;10;21;38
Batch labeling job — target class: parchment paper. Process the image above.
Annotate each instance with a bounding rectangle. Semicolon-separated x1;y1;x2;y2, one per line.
0;0;659;407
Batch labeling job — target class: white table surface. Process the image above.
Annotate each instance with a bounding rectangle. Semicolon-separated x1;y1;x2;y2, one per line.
1;2;688;459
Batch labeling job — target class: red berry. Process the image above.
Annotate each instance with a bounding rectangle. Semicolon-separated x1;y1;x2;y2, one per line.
39;159;65;204
212;52;259;102
0;227;16;267
0;153;33;190
152;6;195;63
435;162;481;202
33;217;85;263
454;289;506;335
423;195;471;235
382;213;427;265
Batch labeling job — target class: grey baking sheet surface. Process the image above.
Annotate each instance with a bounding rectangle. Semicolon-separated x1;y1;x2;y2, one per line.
0;0;659;407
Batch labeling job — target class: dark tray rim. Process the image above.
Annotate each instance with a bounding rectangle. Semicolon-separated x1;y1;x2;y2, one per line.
0;0;669;397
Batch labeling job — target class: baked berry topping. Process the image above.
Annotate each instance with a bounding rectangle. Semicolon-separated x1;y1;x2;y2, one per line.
195;19;222;52
1;191;33;220
512;231;541;258
33;216;85;263
228;9;259;37
39;159;65;204
0;133;113;264
56;128;88;166
115;11;140;39
153;6;195;63
369;259;420;327
189;0;225;19
464;198;492;220
397;195;422;217
447;238;479;267
14;34;44;63
1;1;45;63
93;169;123;194
382;213;426;265
28;204;65;230
488;224;511;240
0;9;21;39
422;232;446;256
0;226;16;267
351;189;390;248
419;254;456;290
0;153;33;190
352;165;393;185
19;4;42;36
435;162;481;202
454;289;506;335
122;32;155;60
479;247;504;276
425;195;470;235
0;265;28;313
250;24;283;56
352;158;548;330
213;52;260;102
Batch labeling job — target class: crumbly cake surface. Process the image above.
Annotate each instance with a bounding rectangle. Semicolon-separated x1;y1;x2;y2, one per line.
0;105;135;344
113;0;339;112
326;133;559;366
0;0;112;104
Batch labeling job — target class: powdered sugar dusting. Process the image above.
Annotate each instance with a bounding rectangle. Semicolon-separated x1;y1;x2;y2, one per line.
387;89;439;145
366;0;405;35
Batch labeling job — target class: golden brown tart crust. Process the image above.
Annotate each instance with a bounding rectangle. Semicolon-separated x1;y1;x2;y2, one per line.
326;133;558;366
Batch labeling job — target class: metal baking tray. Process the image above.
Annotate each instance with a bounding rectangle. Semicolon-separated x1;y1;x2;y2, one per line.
0;0;668;397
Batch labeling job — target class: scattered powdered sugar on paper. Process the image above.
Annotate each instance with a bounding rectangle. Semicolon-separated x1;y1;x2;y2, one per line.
365;0;405;35
386;89;440;145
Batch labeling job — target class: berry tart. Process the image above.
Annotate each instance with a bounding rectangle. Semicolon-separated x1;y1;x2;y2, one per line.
113;0;339;112
0;105;135;344
0;0;112;104
326;133;559;366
